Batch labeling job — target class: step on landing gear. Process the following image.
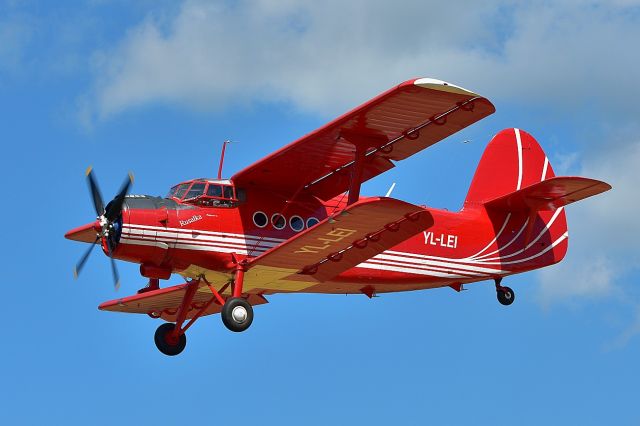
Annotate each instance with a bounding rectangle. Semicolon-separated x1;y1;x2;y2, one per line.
495;277;515;306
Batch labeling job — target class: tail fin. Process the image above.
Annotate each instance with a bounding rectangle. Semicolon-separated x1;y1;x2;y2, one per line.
464;128;610;208
464;128;555;207
462;128;610;270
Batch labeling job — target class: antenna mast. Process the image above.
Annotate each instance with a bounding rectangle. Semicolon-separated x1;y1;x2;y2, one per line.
217;140;231;179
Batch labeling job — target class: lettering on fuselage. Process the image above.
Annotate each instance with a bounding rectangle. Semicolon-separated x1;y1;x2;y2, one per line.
424;231;458;249
295;228;358;254
179;215;203;227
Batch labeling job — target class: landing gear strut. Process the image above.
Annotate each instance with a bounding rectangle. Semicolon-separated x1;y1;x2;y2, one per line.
152;261;255;356
495;277;515;306
220;261;253;332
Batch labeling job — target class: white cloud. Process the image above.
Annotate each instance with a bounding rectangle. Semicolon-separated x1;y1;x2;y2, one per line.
536;134;640;305
86;0;640;121
605;304;640;350
84;0;640;312
0;13;33;73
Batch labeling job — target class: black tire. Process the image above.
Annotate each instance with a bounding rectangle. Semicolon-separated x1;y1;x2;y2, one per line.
154;323;186;356
221;297;254;332
497;286;515;306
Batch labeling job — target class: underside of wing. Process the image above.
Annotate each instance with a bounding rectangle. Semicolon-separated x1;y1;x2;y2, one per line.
242;197;434;291
232;78;495;201
99;283;268;321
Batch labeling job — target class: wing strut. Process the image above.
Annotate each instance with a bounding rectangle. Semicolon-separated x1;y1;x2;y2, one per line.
348;144;367;205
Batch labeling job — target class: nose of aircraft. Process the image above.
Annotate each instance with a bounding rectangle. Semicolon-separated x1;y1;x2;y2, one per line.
66;167;134;290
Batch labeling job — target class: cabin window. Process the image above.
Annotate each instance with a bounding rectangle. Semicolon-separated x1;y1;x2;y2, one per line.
253;211;268;228
290;216;304;232
306;217;320;228
271;213;286;230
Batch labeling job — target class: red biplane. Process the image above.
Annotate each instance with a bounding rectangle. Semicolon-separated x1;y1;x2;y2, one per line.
66;78;611;356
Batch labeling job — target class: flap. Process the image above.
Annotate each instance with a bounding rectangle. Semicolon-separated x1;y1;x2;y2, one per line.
244;197;433;285
485;176;612;212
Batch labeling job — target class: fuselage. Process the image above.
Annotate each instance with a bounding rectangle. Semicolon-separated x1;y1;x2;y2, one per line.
111;183;568;295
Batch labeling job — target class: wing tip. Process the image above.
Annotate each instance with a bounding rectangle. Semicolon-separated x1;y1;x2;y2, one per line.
412;77;481;97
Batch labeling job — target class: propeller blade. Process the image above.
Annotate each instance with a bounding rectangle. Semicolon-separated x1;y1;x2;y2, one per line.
106;241;120;291
86;166;105;217
73;236;101;279
105;172;134;222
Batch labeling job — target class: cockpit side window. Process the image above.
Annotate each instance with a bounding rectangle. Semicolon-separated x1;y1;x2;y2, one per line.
206;184;223;197
174;183;190;199
184;182;206;200
223;185;234;199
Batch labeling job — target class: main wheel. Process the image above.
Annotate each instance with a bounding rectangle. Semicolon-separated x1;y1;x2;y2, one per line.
154;323;186;356
221;297;254;332
497;286;515;306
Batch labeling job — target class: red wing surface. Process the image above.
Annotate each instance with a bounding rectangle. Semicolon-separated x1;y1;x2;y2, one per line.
243;198;433;287
99;283;268;322
232;78;495;200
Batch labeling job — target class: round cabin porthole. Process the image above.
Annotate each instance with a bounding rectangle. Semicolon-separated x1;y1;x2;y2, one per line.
306;217;320;228
271;213;286;230
290;215;304;232
253;211;268;228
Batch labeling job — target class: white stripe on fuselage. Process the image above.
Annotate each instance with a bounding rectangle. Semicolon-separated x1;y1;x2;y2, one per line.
118;225;566;279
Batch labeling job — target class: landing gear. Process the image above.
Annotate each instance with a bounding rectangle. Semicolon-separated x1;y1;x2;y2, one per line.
151;261;253;355
495;277;515;306
221;297;254;332
154;323;186;356
220;261;253;332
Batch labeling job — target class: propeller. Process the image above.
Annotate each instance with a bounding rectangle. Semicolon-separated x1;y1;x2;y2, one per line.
73;166;134;290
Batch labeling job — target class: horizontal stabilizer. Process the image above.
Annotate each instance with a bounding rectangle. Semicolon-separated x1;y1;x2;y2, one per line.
485;176;611;212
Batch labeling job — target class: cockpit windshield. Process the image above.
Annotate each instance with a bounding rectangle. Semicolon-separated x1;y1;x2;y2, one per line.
173;183;189;199
166;179;239;207
184;182;206;200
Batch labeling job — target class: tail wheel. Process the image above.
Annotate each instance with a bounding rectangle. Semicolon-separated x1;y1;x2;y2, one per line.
497;286;515;306
221;297;254;332
154;323;186;356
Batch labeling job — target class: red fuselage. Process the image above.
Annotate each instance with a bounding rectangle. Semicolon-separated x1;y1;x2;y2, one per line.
112;187;568;295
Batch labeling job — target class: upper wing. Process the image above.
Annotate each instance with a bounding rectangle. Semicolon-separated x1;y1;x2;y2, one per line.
242;197;433;289
232;78;495;201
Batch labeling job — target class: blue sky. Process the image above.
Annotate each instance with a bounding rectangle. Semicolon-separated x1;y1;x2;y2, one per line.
1;1;639;424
